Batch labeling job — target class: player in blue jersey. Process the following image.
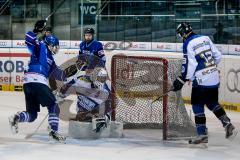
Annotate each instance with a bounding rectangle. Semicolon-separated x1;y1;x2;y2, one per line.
172;23;237;144
9;35;66;142
78;28;106;71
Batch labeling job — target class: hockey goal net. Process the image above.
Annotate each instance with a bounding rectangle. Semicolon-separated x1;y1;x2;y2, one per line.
111;54;196;140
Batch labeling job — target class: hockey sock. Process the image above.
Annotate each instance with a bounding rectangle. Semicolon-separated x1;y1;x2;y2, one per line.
18;111;38;122
207;104;230;127
192;104;207;135
195;115;207;135
48;104;60;131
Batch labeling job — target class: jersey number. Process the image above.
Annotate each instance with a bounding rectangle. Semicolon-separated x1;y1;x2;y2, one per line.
200;50;215;67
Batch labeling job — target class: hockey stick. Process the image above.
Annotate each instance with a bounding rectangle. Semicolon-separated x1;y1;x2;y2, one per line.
45;0;66;21
151;86;174;105
25;100;74;140
25;114;48;139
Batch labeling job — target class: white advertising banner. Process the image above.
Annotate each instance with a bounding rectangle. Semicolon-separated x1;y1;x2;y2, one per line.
59;40;71;49
152;42;177;52
228;45;240;55
0;40;12;48
70;41;80;49
127;42;151;51
12;40;26;48
0;48;29;85
215;44;229;55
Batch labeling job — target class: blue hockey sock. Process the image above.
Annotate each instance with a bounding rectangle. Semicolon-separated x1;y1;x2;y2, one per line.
18;111;37;122
48;113;59;131
48;104;60;132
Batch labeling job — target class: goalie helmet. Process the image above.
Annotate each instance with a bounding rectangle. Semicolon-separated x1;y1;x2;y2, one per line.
176;22;192;39
91;68;108;89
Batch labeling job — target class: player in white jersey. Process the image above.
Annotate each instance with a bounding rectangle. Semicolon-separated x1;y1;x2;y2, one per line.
172;22;237;144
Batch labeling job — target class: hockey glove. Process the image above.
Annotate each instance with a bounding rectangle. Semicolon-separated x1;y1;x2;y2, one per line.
173;76;187;91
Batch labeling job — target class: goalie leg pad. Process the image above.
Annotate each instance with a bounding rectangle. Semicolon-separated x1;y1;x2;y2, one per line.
92;114;110;133
68;120;123;139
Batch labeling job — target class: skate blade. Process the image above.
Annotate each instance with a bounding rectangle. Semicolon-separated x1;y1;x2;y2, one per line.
227;129;238;141
49;136;66;144
8;117;18;134
188;143;208;149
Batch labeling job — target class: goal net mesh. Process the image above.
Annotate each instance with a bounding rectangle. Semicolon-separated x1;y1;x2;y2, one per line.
111;54;196;140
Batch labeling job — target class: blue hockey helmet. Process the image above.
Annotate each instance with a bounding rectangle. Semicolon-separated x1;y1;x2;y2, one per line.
44;35;59;47
44;35;60;54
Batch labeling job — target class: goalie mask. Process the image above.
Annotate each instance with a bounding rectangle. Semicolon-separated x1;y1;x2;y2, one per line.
90;68;108;89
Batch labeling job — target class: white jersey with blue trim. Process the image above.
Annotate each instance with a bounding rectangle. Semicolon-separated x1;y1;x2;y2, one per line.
182;34;222;88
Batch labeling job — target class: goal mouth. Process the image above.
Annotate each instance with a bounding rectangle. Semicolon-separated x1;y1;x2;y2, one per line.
111;54;196;140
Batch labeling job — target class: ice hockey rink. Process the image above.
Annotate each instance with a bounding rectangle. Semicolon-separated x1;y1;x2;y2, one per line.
0;91;239;160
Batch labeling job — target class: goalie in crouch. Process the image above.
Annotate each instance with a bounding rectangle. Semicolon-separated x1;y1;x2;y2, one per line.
58;28;111;132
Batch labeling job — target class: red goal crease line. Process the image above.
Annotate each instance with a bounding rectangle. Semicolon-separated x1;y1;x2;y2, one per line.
0;53;30;57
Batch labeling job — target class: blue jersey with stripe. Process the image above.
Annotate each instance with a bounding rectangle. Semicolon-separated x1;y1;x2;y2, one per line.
26;41;56;78
78;40;106;70
25;31;40;55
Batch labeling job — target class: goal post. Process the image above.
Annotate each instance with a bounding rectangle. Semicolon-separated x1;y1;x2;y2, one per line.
111;54;196;140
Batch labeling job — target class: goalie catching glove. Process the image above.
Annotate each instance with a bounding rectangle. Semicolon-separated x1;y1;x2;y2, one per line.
173;76;187;91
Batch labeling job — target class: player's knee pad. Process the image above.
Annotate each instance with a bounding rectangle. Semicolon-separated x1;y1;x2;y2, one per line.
207;104;226;118
195;114;207;135
195;115;206;125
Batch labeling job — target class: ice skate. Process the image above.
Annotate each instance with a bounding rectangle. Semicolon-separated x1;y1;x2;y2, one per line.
49;130;66;143
225;123;238;140
188;135;208;148
8;113;20;134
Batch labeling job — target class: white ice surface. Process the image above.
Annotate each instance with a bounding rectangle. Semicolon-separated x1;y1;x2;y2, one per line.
0;91;240;160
